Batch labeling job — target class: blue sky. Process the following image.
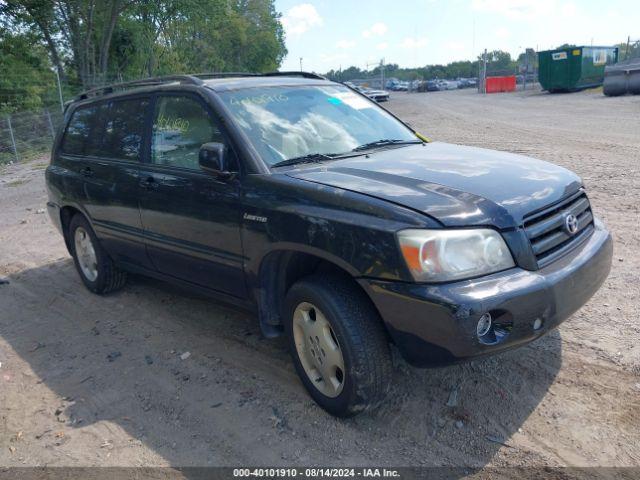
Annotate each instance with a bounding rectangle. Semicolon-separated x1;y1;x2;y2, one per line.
275;0;639;72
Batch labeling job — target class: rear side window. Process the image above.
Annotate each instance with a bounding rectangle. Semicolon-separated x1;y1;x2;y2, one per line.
61;106;101;156
61;98;149;161
102;98;149;161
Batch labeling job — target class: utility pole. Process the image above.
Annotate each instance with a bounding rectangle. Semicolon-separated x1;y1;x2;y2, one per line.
299;57;303;72
6;116;19;163
626;35;631;61
481;49;488;94
380;58;385;90
46;110;56;139
54;68;64;113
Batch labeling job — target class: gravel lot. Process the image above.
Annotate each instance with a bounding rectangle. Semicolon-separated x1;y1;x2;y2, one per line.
1;87;639;471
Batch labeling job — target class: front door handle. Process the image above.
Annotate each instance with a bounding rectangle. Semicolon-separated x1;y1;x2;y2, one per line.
139;176;159;190
80;166;93;177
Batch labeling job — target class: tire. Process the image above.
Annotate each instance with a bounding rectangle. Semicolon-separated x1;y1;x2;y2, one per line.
68;214;127;294
284;273;392;417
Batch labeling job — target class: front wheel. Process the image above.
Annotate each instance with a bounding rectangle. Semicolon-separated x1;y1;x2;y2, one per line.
69;214;127;294
284;274;392;417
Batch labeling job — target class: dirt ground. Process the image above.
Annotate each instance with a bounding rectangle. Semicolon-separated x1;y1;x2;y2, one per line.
1;87;639;470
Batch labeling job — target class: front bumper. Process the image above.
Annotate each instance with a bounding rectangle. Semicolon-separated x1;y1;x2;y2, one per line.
359;219;613;366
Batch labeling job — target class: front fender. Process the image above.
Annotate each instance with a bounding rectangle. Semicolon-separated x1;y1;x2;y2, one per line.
240;174;436;289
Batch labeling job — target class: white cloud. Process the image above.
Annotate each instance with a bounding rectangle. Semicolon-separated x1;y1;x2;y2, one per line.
362;22;388;38
377;42;389;51
400;37;428;49
495;27;511;39
471;0;555;20
561;2;577;16
319;52;349;64
446;41;466;52
281;4;323;37
336;39;356;49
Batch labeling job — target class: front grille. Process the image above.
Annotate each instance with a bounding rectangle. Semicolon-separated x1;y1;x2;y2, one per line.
523;190;594;267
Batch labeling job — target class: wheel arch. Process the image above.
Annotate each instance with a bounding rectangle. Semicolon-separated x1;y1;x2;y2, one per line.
59;204;98;254
60;205;84;254
254;247;386;339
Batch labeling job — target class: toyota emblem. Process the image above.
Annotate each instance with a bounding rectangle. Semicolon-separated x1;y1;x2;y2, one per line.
564;214;579;235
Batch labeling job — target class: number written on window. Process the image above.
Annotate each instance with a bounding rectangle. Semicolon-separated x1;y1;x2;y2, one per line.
151;96;223;170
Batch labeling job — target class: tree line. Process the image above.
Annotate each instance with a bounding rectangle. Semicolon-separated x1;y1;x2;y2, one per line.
0;0;287;113
325;50;530;83
325;41;634;83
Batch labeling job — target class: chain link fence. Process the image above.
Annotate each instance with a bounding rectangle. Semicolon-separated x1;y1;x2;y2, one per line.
0;109;64;165
0;70;130;167
619;39;640;62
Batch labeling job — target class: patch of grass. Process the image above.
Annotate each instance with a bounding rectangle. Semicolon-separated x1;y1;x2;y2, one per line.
32;163;48;170
585;86;604;94
6;179;29;187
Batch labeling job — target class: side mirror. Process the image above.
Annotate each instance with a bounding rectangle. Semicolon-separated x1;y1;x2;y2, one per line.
199;142;234;179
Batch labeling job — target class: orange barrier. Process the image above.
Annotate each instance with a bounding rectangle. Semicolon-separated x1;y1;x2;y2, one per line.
485;75;516;93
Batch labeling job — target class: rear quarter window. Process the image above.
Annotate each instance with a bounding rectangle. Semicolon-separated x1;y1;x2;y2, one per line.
61;105;101;156
61;97;149;161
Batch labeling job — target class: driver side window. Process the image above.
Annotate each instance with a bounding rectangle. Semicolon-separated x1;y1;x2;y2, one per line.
151;96;224;170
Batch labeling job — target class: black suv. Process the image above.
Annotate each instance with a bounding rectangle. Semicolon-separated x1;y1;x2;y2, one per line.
46;73;612;416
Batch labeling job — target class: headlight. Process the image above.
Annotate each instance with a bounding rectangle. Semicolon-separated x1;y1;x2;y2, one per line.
397;228;515;282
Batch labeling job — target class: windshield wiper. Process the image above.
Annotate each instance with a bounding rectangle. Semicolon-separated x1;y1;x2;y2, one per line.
271;152;339;168
352;139;423;152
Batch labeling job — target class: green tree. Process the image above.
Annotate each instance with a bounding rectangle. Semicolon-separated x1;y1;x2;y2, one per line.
3;0;131;87
480;50;515;74
1;0;66;80
2;0;288;95
0;30;57;113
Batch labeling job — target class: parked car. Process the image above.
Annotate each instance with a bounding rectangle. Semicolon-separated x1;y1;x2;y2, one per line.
385;79;400;90
426;80;441;91
46;72;612;417
394;82;409;91
362;88;390;102
455;77;478;89
432;79;451;91
346;83;390;102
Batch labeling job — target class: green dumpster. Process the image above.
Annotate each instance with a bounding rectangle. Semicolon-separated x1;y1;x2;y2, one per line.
538;46;618;92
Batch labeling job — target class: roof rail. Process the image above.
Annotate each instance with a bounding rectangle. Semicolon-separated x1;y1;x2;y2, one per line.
74;75;203;101
195;71;327;80
72;71;328;102
192;72;259;79
262;71;327;80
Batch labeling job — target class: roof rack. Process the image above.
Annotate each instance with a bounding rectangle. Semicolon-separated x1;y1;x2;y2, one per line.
74;75;204;101
262;71;327;80
73;71;328;102
192;72;259;79
194;71;326;80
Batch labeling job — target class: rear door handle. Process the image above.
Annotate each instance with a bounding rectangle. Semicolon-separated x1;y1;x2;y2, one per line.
80;166;93;177
139;176;159;190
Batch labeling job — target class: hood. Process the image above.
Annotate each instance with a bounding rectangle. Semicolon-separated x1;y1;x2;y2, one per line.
285;142;582;229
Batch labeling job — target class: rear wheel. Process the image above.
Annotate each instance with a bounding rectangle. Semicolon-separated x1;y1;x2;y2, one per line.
284;273;392;417
69;214;126;294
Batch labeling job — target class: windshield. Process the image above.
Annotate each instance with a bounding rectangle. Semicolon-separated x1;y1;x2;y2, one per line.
218;85;417;166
